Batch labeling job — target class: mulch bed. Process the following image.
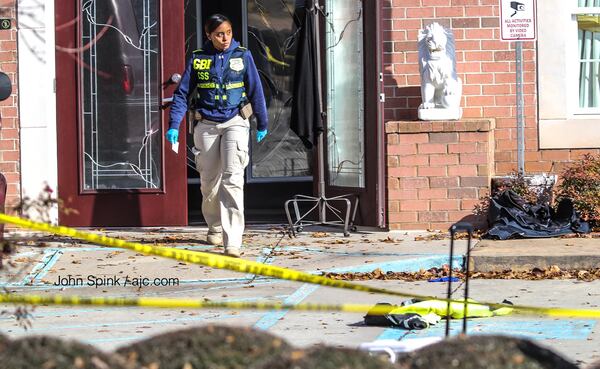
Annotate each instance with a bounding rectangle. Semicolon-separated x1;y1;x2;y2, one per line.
324;265;600;281
0;329;584;369
0;335;129;369
251;346;394;369
396;335;579;369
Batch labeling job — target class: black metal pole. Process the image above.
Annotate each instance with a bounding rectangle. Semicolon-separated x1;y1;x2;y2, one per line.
462;229;473;335
448;222;474;337
446;227;455;337
516;40;525;175
312;1;326;223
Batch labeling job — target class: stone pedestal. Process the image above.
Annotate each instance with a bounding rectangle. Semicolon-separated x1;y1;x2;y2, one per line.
418;107;463;121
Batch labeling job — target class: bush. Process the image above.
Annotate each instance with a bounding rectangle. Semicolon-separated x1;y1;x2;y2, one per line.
0;336;128;369
491;173;546;204
116;325;291;369
396;335;578;369
556;154;600;228
251;346;394;369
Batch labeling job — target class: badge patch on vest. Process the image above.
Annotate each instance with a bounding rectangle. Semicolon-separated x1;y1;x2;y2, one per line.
229;58;244;72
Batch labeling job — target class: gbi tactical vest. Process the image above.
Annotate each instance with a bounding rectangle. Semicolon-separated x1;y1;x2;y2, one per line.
192;47;248;109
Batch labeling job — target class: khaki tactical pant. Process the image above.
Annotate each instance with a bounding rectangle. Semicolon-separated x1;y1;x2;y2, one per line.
192;115;250;248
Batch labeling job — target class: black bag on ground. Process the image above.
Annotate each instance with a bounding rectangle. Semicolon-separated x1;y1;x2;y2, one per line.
484;190;589;240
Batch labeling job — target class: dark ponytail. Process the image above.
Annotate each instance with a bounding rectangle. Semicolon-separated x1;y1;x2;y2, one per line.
204;14;231;34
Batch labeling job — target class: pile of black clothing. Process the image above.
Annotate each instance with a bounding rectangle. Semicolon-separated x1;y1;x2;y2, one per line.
363;303;433;330
484;190;589;240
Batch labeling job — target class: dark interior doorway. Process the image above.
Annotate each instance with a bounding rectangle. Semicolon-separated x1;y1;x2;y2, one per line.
185;0;313;225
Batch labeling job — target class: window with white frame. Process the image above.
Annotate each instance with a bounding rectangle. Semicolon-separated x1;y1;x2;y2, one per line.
537;0;600;149
576;2;600;112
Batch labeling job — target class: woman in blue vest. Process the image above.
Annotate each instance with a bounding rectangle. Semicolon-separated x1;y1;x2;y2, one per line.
166;14;268;257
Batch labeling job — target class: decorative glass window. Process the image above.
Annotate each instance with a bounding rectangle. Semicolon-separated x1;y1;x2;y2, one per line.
246;0;313;181
325;0;365;188
80;0;161;190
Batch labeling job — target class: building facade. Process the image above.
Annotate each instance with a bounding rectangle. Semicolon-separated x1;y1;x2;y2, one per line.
384;0;600;229
0;0;20;208
0;0;597;230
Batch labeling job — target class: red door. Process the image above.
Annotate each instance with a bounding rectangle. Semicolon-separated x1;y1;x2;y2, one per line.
55;0;187;226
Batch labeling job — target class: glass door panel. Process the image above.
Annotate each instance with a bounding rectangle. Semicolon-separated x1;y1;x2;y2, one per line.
325;0;365;188
80;0;161;190
247;0;313;180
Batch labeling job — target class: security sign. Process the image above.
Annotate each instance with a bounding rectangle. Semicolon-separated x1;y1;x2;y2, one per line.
500;0;536;41
0;19;10;30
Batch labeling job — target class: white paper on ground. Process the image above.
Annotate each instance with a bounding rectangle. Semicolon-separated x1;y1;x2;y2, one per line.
358;336;443;362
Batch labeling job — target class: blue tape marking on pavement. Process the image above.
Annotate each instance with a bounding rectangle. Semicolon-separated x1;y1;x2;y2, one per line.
253;283;320;330
326;255;463;274
31;250;63;284
256;249;275;264
16;249;63;286
377;319;596;341
261;247;282;256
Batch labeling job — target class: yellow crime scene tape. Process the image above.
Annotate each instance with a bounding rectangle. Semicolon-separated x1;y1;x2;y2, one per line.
1;293;600;319
1;213;600;319
0;293;384;314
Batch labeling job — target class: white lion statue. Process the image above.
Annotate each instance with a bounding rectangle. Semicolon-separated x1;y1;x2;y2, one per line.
418;22;462;120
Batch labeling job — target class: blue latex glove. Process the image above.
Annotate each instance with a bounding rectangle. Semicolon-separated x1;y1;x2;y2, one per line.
256;129;267;143
166;128;179;144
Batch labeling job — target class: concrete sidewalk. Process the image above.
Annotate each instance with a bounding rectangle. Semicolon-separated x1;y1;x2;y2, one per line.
5;224;598;278
0;224;599;366
1;224;463;287
0;224;463;351
7;221;600;273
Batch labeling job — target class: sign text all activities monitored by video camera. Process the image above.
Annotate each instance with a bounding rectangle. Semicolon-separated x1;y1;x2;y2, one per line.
500;0;537;41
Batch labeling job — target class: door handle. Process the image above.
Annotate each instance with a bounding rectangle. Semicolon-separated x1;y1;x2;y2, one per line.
169;73;182;84
162;73;182;88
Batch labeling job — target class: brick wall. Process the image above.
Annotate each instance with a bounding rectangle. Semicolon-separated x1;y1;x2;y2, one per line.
0;1;20;208
387;119;493;230
382;0;599;229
